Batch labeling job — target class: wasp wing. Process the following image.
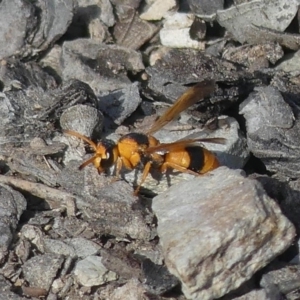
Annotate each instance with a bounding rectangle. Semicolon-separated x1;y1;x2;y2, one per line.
147;79;216;135
145;137;226;154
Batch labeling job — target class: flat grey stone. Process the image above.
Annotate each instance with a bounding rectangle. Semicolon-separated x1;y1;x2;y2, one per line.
152;167;295;300
74;255;117;287
217;0;300;44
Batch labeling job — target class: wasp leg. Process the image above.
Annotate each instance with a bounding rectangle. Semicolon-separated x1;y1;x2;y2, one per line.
112;156;134;183
129;152;142;169
133;161;152;196
161;162;200;176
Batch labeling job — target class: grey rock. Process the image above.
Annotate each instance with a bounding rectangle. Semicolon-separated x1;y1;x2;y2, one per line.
0;0;37;59
216;0;300;44
22;253;65;290
276;49;300;75
1;251;23;285
60;104;104;137
39;79;99;122
233;0;252;4
0;59;57;102
65;237;101;258
56;160;87;194
90;18;112;42
74;255;117;287
223;43;284;70
110;0;141;8
98;82;142;125
31;0;75;50
251;175;300;236
0;0;75;60
29;138;66;156
15;239;31;264
100;248;142;280
39;44;63;76
109;278;152;300
20;225;45;253
0;92;16;129
1;144;62;187
140;0;178;21
152;167;295;300
146;47;241;85
239;86;300;177
61;39;139;94
77;0;115;27
27;210;61;227
0;184;26;263
0;60;98;141
187;0;224;15
112;4;158;50
0;275;27;300
79;180;154;240
145;48;260;118
49;216;95;240
43;239;77;258
141;258;180;295
96;43;145;74
241;25;300;51
222;289;271;300
284;179;300;235
260;263;300;299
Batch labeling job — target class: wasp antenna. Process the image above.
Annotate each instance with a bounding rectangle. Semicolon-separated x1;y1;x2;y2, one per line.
79;156;97;170
64;129;98;151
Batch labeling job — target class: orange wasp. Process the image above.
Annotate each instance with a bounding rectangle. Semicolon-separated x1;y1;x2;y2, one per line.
64;79;225;194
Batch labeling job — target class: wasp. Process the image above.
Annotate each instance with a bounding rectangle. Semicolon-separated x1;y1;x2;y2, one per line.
64;79;225;194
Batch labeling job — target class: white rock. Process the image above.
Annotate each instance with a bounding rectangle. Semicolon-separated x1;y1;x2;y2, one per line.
140;0;178;21
152;167;295;300
74;255;117;287
160;13;205;50
217;0;300;44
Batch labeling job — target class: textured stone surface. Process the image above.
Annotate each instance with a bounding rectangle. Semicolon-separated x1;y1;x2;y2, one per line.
152;167;295;300
217;0;299;44
110;278;151;300
22;253;64;290
0;184;26;263
74;255;117;287
140;0;177;21
98;82;142;125
187;0;224;15
240;86;300;177
60;104;104;137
